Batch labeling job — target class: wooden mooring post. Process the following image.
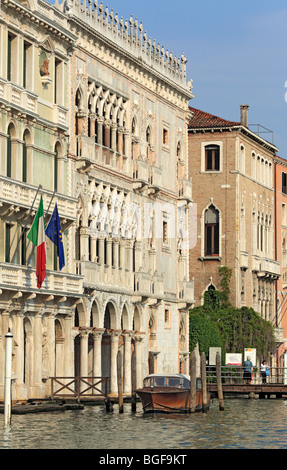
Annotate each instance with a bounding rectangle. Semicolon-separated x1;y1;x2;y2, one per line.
117;351;124;413
201;351;208;413
189;350;197;413
131;370;137;412
216;352;224;411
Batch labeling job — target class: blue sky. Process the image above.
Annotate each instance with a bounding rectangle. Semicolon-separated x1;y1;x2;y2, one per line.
49;0;287;157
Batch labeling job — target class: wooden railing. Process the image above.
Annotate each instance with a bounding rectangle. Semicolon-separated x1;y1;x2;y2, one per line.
50;377;109;400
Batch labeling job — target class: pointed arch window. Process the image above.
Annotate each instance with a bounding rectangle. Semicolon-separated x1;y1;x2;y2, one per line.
204;205;219;256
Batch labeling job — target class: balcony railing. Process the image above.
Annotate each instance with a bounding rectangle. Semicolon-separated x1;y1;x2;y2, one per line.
178;178;192;202
0;80;38;115
0;175;77;228
252;255;280;277
76;137;128;173
0;263;83;296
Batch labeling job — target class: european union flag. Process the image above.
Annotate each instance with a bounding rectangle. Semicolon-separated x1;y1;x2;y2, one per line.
45;203;65;270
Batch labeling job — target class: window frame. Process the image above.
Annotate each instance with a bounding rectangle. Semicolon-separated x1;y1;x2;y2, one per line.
201;141;223;173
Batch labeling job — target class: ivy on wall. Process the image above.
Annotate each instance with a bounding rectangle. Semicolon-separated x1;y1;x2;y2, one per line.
189;266;276;361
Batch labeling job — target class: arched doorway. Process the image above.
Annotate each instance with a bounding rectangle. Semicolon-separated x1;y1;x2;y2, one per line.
101;302;117;394
23;317;33;389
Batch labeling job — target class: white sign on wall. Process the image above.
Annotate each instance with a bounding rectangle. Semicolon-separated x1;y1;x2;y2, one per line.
244;348;256;365
209;347;221;366
225;353;242;366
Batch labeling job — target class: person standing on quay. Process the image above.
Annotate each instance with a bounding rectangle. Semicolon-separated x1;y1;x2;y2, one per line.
261;360;267;384
243;356;253;385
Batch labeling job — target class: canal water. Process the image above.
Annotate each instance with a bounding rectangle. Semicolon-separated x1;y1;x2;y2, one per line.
1;397;287;450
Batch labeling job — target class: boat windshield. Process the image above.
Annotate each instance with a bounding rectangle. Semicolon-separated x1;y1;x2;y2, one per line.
143;375;190;388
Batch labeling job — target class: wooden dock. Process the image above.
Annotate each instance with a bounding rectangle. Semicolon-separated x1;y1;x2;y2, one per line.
207;383;287;398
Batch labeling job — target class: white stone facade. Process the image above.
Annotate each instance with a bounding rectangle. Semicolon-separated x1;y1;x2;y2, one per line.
0;0;193;401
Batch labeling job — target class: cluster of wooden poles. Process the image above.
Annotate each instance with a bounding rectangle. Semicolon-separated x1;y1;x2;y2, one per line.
105;350;136;413
190;350;224;413
105;349;224;414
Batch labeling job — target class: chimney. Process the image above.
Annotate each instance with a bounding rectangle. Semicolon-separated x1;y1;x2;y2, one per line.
240;105;249;127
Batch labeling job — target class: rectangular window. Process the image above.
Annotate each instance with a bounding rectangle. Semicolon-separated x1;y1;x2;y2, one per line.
7;34;12;81
21;227;28;265
22;142;27;183
282;172;287;194
163;128;168;146
7;33;17;82
205;145;220;171
5;223;12;263
283;204;286;226
163;220;168;244
54;58;62;104
23;41;32;89
7;130;11;178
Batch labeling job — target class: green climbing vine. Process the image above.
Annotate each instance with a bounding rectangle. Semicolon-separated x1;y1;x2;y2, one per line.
189;266;276;361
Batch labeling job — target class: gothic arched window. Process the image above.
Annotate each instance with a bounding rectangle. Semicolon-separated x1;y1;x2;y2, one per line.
204;205;219;256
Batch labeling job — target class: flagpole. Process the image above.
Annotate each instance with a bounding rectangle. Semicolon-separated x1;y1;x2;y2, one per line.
45;189;56;222
26;189;56;267
8;184;42;264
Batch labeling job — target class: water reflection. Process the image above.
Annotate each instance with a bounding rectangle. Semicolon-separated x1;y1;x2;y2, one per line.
1;399;287;449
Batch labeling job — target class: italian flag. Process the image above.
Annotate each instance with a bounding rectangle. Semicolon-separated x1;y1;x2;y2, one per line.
27;195;46;289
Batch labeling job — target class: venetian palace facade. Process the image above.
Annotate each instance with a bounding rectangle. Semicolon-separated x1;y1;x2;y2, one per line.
0;0;194;400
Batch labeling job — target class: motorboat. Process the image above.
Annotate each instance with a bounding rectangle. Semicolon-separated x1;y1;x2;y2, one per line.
135;374;209;413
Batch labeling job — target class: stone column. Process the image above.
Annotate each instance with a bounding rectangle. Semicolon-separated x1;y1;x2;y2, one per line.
134;241;142;272
92;328;105;394
46;313;55;380
111;123;118;152
109;331;121;396
89;113;96;138
79;330;89;392
0;312;10;388
15;312;26;400
104;120;111;148
122;331;133;394
126;239;134;290
33;312;44;397
119;238;126;284
80;227;90;261
117;127;124;154
134;334;145;389
113;238;119;284
96;117;104;145
90;236;97;262
64;314;74;377
98;237;105;265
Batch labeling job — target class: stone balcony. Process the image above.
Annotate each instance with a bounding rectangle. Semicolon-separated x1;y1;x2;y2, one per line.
148;165;163;195
0;79;68;130
0;80;38;116
76;137;128;173
0;175;77;230
178;279;194;308
178;178;192;203
274;327;284;344
0;263;83;297
240;251;249;270
132;159;149;190
252;255;280;278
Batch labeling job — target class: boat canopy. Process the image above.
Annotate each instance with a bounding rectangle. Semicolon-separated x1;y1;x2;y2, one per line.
143;374;190;389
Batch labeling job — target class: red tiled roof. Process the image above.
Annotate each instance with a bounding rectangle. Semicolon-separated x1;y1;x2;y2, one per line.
188;106;241;129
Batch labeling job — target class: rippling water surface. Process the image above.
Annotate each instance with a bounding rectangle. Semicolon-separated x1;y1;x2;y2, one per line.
1;398;287;449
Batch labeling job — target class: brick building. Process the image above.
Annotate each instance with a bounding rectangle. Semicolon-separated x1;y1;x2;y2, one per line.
188;105;281;333
274;155;287;367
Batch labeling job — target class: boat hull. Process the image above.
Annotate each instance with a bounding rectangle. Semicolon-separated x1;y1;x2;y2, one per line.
136;387;209;413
